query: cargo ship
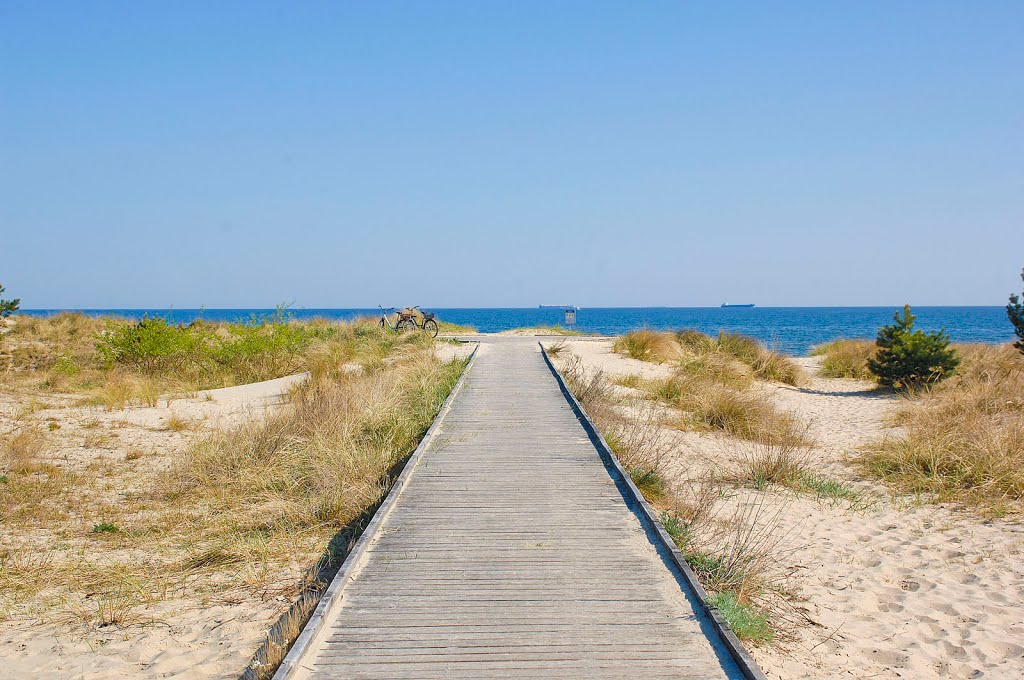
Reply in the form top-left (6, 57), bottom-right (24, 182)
top-left (720, 303), bottom-right (755, 308)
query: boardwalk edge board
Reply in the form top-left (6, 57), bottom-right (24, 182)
top-left (539, 342), bottom-right (770, 680)
top-left (257, 343), bottom-right (481, 680)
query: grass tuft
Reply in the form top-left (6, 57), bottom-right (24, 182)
top-left (811, 339), bottom-right (876, 379)
top-left (165, 414), bottom-right (196, 432)
top-left (613, 330), bottom-right (681, 363)
top-left (554, 347), bottom-right (798, 644)
top-left (3, 312), bottom-right (436, 409)
top-left (709, 591), bottom-right (774, 644)
top-left (1, 427), bottom-right (47, 475)
top-left (637, 375), bottom-right (808, 447)
top-left (0, 315), bottom-right (465, 667)
top-left (614, 329), bottom-right (804, 386)
top-left (545, 340), bottom-right (568, 357)
top-left (859, 344), bottom-right (1024, 508)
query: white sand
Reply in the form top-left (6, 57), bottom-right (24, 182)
top-left (0, 342), bottom-right (476, 678)
top-left (550, 339), bottom-right (1024, 679)
top-left (0, 382), bottom-right (298, 677)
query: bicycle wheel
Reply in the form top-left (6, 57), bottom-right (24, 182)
top-left (423, 318), bottom-right (438, 338)
top-left (398, 318), bottom-right (419, 333)
top-left (379, 317), bottom-right (386, 330)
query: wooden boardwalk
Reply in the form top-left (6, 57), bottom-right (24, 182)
top-left (280, 338), bottom-right (749, 679)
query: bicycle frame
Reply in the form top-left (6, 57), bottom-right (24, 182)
top-left (378, 306), bottom-right (405, 331)
top-left (379, 305), bottom-right (436, 337)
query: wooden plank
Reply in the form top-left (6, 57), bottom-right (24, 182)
top-left (276, 338), bottom-right (758, 679)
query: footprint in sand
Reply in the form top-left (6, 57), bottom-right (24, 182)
top-left (977, 640), bottom-right (1024, 658)
top-left (870, 649), bottom-right (909, 667)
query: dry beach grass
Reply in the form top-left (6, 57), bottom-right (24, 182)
top-left (861, 343), bottom-right (1024, 512)
top-left (0, 314), bottom-right (469, 677)
top-left (549, 336), bottom-right (1024, 679)
top-left (613, 330), bottom-right (808, 447)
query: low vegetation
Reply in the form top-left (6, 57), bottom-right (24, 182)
top-left (0, 311), bottom-right (440, 406)
top-left (660, 487), bottom-right (798, 645)
top-left (810, 339), bottom-right (875, 379)
top-left (173, 350), bottom-right (465, 535)
top-left (0, 283), bottom-right (19, 318)
top-left (867, 305), bottom-right (959, 389)
top-left (860, 343), bottom-right (1024, 510)
top-left (615, 329), bottom-right (804, 386)
top-left (613, 329), bottom-right (682, 363)
top-left (613, 332), bottom-right (808, 447)
top-left (436, 320), bottom-right (478, 334)
top-left (0, 316), bottom-right (467, 674)
top-left (556, 353), bottom-right (796, 644)
top-left (708, 591), bottom-right (774, 644)
top-left (1008, 267), bottom-right (1024, 354)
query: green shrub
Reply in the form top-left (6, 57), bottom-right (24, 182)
top-left (0, 282), bottom-right (19, 318)
top-left (97, 315), bottom-right (209, 369)
top-left (867, 305), bottom-right (959, 389)
top-left (52, 354), bottom-right (80, 377)
top-left (1009, 268), bottom-right (1024, 354)
top-left (95, 309), bottom-right (343, 381)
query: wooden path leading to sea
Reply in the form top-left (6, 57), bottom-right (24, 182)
top-left (276, 338), bottom-right (753, 679)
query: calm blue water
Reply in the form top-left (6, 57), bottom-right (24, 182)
top-left (20, 307), bottom-right (1014, 356)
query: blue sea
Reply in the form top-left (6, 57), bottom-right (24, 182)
top-left (20, 307), bottom-right (1015, 356)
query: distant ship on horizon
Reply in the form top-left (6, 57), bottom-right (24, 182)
top-left (720, 303), bottom-right (755, 308)
top-left (539, 304), bottom-right (578, 309)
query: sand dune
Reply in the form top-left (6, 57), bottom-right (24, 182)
top-left (553, 339), bottom-right (1024, 679)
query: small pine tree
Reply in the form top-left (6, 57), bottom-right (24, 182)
top-left (1008, 268), bottom-right (1024, 354)
top-left (867, 305), bottom-right (959, 389)
top-left (0, 283), bottom-right (20, 318)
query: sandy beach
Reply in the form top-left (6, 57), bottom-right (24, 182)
top-left (0, 378), bottom-right (299, 678)
top-left (0, 340), bottom-right (473, 679)
top-left (550, 338), bottom-right (1024, 679)
top-left (3, 328), bottom-right (1022, 678)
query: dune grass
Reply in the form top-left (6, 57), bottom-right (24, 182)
top-left (614, 329), bottom-right (805, 386)
top-left (0, 318), bottom-right (466, 663)
top-left (556, 354), bottom-right (794, 644)
top-left (436, 320), bottom-right (478, 334)
top-left (708, 591), bottom-right (774, 644)
top-left (859, 344), bottom-right (1024, 511)
top-left (173, 353), bottom-right (465, 531)
top-left (1, 312), bottom-right (438, 408)
top-left (613, 329), bottom-right (682, 363)
top-left (810, 339), bottom-right (876, 379)
top-left (631, 373), bottom-right (807, 447)
top-left (608, 329), bottom-right (808, 447)
top-left (610, 329), bottom-right (810, 447)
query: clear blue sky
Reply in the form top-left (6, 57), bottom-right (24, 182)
top-left (2, 1), bottom-right (1022, 308)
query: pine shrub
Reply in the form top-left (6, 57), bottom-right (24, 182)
top-left (1008, 268), bottom-right (1024, 354)
top-left (0, 283), bottom-right (19, 318)
top-left (867, 305), bottom-right (959, 389)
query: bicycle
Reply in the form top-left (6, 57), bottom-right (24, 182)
top-left (378, 306), bottom-right (419, 333)
top-left (405, 306), bottom-right (439, 338)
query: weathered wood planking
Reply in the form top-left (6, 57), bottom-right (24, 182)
top-left (279, 338), bottom-right (754, 679)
